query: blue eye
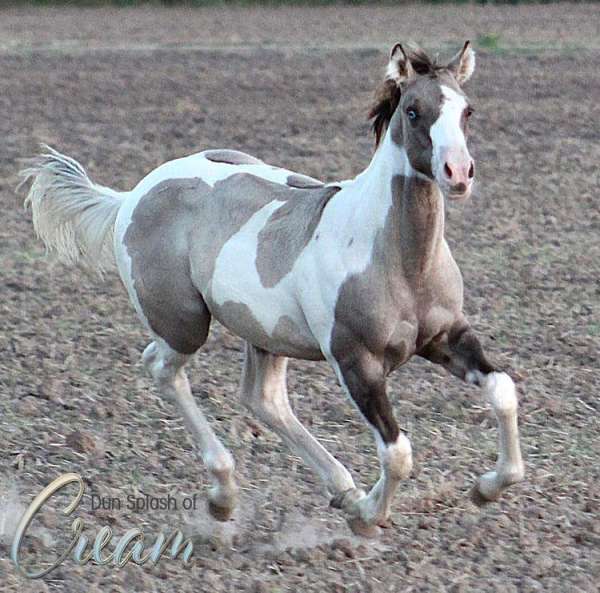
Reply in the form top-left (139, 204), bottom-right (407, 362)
top-left (407, 108), bottom-right (418, 121)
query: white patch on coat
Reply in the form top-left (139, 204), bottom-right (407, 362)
top-left (294, 132), bottom-right (411, 351)
top-left (209, 199), bottom-right (303, 332)
top-left (483, 372), bottom-right (518, 414)
top-left (377, 433), bottom-right (413, 479)
top-left (430, 86), bottom-right (468, 150)
top-left (466, 371), bottom-right (518, 414)
top-left (310, 131), bottom-right (413, 351)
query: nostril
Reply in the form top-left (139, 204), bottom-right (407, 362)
top-left (468, 162), bottom-right (475, 178)
top-left (444, 163), bottom-right (453, 179)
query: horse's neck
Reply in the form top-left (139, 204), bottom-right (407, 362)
top-left (343, 131), bottom-right (445, 282)
top-left (395, 175), bottom-right (445, 281)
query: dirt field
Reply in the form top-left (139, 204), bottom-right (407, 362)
top-left (1, 4), bottom-right (599, 593)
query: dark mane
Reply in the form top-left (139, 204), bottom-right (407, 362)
top-left (368, 47), bottom-right (443, 147)
top-left (368, 79), bottom-right (401, 148)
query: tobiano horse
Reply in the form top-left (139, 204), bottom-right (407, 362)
top-left (21, 42), bottom-right (524, 537)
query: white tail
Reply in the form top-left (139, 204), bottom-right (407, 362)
top-left (20, 145), bottom-right (125, 273)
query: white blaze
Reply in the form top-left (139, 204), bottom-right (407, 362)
top-left (430, 85), bottom-right (470, 180)
top-left (430, 85), bottom-right (468, 150)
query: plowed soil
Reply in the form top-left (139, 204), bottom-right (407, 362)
top-left (1, 5), bottom-right (599, 593)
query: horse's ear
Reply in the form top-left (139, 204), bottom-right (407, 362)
top-left (447, 41), bottom-right (476, 85)
top-left (385, 43), bottom-right (416, 85)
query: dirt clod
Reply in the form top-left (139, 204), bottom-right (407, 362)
top-left (65, 430), bottom-right (97, 454)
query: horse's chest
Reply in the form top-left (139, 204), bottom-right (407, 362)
top-left (329, 263), bottom-right (462, 373)
top-left (412, 268), bottom-right (464, 352)
top-left (378, 295), bottom-right (458, 373)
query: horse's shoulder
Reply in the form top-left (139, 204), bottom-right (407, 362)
top-left (430, 240), bottom-right (463, 298)
top-left (252, 182), bottom-right (342, 289)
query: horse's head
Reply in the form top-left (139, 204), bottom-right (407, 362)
top-left (370, 42), bottom-right (476, 201)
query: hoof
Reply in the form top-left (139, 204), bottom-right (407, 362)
top-left (330, 488), bottom-right (366, 511)
top-left (469, 484), bottom-right (494, 507)
top-left (377, 516), bottom-right (393, 529)
top-left (347, 516), bottom-right (381, 539)
top-left (207, 500), bottom-right (234, 522)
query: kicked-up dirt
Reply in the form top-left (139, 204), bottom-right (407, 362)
top-left (0, 4), bottom-right (599, 593)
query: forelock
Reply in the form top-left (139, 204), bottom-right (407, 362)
top-left (404, 46), bottom-right (444, 77)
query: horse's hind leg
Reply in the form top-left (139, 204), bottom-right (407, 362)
top-left (240, 342), bottom-right (358, 501)
top-left (115, 200), bottom-right (238, 519)
top-left (144, 338), bottom-right (239, 520)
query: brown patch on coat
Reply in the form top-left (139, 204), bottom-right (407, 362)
top-left (396, 175), bottom-right (445, 280)
top-left (384, 77), bottom-right (445, 180)
top-left (330, 173), bottom-right (464, 440)
top-left (210, 300), bottom-right (271, 347)
top-left (286, 174), bottom-right (324, 189)
top-left (419, 322), bottom-right (495, 381)
top-left (271, 315), bottom-right (323, 360)
top-left (124, 178), bottom-right (213, 354)
top-left (187, 173), bottom-right (296, 290)
top-left (204, 149), bottom-right (263, 166)
top-left (255, 184), bottom-right (341, 288)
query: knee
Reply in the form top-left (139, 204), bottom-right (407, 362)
top-left (381, 433), bottom-right (413, 480)
top-left (150, 360), bottom-right (176, 388)
top-left (483, 372), bottom-right (518, 416)
top-left (242, 395), bottom-right (265, 422)
top-left (144, 346), bottom-right (187, 389)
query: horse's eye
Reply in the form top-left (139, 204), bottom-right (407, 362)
top-left (465, 107), bottom-right (474, 118)
top-left (406, 108), bottom-right (418, 121)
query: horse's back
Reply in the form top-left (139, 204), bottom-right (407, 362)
top-left (130, 149), bottom-right (320, 198)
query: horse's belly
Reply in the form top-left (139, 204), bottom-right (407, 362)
top-left (207, 293), bottom-right (324, 360)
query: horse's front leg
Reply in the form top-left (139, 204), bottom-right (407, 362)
top-left (420, 323), bottom-right (525, 503)
top-left (330, 352), bottom-right (412, 536)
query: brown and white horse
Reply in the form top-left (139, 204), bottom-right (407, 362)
top-left (22, 42), bottom-right (524, 537)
